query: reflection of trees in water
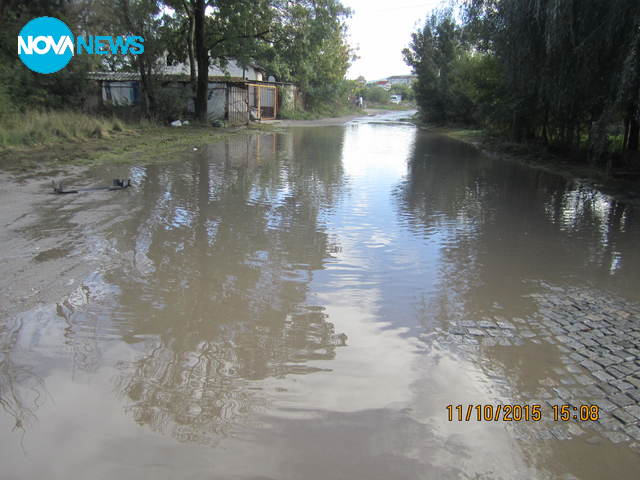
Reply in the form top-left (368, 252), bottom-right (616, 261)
top-left (106, 131), bottom-right (346, 443)
top-left (394, 133), bottom-right (640, 328)
top-left (0, 317), bottom-right (46, 445)
top-left (54, 282), bottom-right (104, 377)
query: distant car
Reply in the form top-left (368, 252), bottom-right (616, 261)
top-left (390, 94), bottom-right (402, 104)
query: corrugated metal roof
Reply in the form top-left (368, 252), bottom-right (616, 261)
top-left (88, 71), bottom-right (140, 81)
top-left (88, 71), bottom-right (254, 84)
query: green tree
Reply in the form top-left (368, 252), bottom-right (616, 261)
top-left (389, 83), bottom-right (415, 102)
top-left (362, 85), bottom-right (389, 104)
top-left (254, 0), bottom-right (353, 110)
top-left (403, 10), bottom-right (465, 124)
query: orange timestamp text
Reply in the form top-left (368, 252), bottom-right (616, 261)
top-left (446, 404), bottom-right (600, 422)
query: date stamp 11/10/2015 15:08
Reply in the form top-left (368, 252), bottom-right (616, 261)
top-left (446, 404), bottom-right (600, 422)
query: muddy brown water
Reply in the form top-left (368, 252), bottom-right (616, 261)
top-left (1, 111), bottom-right (640, 479)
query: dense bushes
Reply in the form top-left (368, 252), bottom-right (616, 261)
top-left (404, 1), bottom-right (640, 164)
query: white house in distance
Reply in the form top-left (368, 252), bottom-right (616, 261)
top-left (369, 74), bottom-right (417, 90)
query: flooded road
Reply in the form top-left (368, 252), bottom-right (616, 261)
top-left (1, 111), bottom-right (640, 479)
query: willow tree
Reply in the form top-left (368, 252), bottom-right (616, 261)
top-left (463, 0), bottom-right (640, 161)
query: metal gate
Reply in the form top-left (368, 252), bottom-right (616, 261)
top-left (227, 83), bottom-right (249, 125)
top-left (248, 84), bottom-right (278, 120)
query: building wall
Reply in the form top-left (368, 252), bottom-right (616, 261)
top-left (102, 81), bottom-right (139, 105)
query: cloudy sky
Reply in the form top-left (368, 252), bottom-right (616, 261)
top-left (342, 0), bottom-right (445, 81)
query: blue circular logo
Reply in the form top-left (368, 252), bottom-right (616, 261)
top-left (18, 17), bottom-right (74, 74)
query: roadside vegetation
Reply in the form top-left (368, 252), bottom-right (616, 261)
top-left (0, 110), bottom-right (128, 148)
top-left (403, 0), bottom-right (640, 172)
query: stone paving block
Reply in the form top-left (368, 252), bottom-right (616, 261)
top-left (478, 320), bottom-right (496, 328)
top-left (610, 379), bottom-right (635, 392)
top-left (606, 367), bottom-right (627, 380)
top-left (626, 389), bottom-right (640, 402)
top-left (611, 365), bottom-right (634, 376)
top-left (552, 387), bottom-right (573, 400)
top-left (618, 351), bottom-right (637, 362)
top-left (598, 415), bottom-right (624, 431)
top-left (599, 383), bottom-right (621, 395)
top-left (550, 426), bottom-right (572, 441)
top-left (604, 344), bottom-right (625, 353)
top-left (560, 377), bottom-right (576, 386)
top-left (625, 348), bottom-right (640, 358)
top-left (582, 349), bottom-right (601, 360)
top-left (448, 326), bottom-right (466, 335)
top-left (594, 356), bottom-right (617, 368)
top-left (546, 397), bottom-right (564, 407)
top-left (583, 384), bottom-right (606, 398)
top-left (580, 360), bottom-right (601, 371)
top-left (595, 398), bottom-right (617, 412)
top-left (570, 352), bottom-right (586, 363)
top-left (549, 326), bottom-right (567, 335)
top-left (609, 393), bottom-right (635, 407)
top-left (565, 341), bottom-right (583, 351)
top-left (624, 424), bottom-right (640, 441)
top-left (565, 324), bottom-right (585, 333)
top-left (575, 375), bottom-right (595, 386)
top-left (623, 405), bottom-right (640, 421)
top-left (592, 370), bottom-right (615, 383)
top-left (612, 409), bottom-right (638, 425)
top-left (496, 320), bottom-right (516, 329)
top-left (566, 364), bottom-right (582, 374)
top-left (467, 328), bottom-right (485, 336)
top-left (579, 338), bottom-right (598, 348)
top-left (567, 423), bottom-right (585, 436)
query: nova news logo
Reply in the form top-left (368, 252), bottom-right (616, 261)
top-left (18, 16), bottom-right (145, 74)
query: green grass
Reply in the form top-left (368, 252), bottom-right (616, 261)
top-left (0, 115), bottom-right (279, 173)
top-left (0, 110), bottom-right (129, 148)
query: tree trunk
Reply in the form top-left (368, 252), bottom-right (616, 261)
top-left (182, 1), bottom-right (196, 100)
top-left (121, 0), bottom-right (154, 118)
top-left (193, 0), bottom-right (208, 122)
top-left (628, 113), bottom-right (639, 151)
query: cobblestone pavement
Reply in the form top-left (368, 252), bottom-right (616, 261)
top-left (435, 285), bottom-right (640, 448)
